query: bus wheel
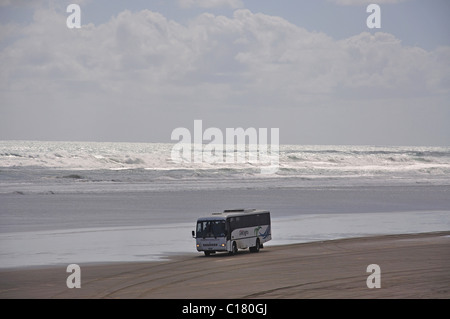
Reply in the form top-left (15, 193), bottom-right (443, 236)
top-left (250, 239), bottom-right (260, 253)
top-left (204, 251), bottom-right (211, 256)
top-left (229, 242), bottom-right (238, 255)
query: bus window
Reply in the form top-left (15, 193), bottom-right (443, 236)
top-left (196, 220), bottom-right (226, 238)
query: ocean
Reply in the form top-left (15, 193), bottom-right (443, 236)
top-left (1, 140), bottom-right (450, 191)
top-left (1, 141), bottom-right (449, 268)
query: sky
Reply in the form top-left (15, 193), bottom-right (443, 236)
top-left (0, 0), bottom-right (449, 146)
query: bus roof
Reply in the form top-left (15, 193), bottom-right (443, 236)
top-left (197, 209), bottom-right (270, 221)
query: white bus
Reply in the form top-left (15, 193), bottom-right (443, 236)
top-left (192, 209), bottom-right (271, 256)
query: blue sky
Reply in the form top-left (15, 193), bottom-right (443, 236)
top-left (0, 0), bottom-right (449, 145)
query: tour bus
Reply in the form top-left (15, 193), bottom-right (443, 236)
top-left (192, 209), bottom-right (271, 256)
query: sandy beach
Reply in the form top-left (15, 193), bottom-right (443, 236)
top-left (1, 231), bottom-right (449, 299)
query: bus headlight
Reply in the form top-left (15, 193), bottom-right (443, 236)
top-left (221, 244), bottom-right (225, 247)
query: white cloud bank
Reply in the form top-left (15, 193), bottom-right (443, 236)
top-left (1, 6), bottom-right (449, 143)
top-left (2, 8), bottom-right (448, 97)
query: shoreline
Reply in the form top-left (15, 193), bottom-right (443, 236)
top-left (1, 231), bottom-right (449, 299)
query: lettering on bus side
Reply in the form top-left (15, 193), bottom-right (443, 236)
top-left (239, 230), bottom-right (249, 237)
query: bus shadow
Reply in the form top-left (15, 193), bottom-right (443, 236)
top-left (195, 249), bottom-right (270, 259)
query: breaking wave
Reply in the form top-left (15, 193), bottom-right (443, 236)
top-left (0, 141), bottom-right (449, 189)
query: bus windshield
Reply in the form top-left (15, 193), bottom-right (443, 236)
top-left (196, 220), bottom-right (226, 238)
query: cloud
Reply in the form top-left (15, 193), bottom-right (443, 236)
top-left (2, 7), bottom-right (448, 100)
top-left (178, 0), bottom-right (244, 9)
top-left (0, 6), bottom-right (449, 143)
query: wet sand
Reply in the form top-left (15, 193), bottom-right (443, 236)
top-left (1, 231), bottom-right (449, 299)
